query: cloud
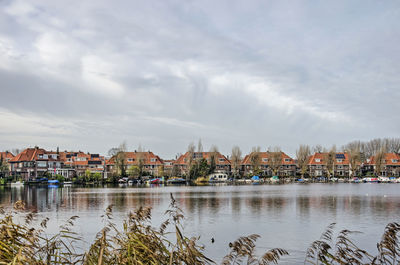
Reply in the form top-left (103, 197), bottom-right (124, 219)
top-left (0, 0), bottom-right (399, 157)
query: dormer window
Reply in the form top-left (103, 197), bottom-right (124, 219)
top-left (284, 158), bottom-right (290, 162)
top-left (336, 159), bottom-right (343, 163)
top-left (127, 158), bottom-right (134, 162)
top-left (38, 154), bottom-right (43, 159)
top-left (315, 158), bottom-right (321, 162)
top-left (150, 158), bottom-right (156, 162)
top-left (392, 159), bottom-right (398, 163)
top-left (262, 158), bottom-right (268, 162)
top-left (219, 158), bottom-right (225, 162)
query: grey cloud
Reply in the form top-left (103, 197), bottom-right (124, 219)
top-left (0, 0), bottom-right (399, 158)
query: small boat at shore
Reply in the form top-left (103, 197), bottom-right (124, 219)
top-left (167, 177), bottom-right (186, 184)
top-left (149, 178), bottom-right (162, 184)
top-left (11, 181), bottom-right (24, 187)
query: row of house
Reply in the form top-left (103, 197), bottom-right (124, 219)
top-left (1, 147), bottom-right (400, 180)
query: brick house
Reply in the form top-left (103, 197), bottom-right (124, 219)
top-left (107, 151), bottom-right (164, 176)
top-left (0, 151), bottom-right (15, 178)
top-left (8, 147), bottom-right (67, 180)
top-left (59, 151), bottom-right (106, 177)
top-left (241, 151), bottom-right (296, 177)
top-left (174, 152), bottom-right (231, 176)
top-left (364, 153), bottom-right (400, 177)
top-left (308, 152), bottom-right (350, 177)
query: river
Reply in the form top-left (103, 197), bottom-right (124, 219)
top-left (0, 183), bottom-right (399, 264)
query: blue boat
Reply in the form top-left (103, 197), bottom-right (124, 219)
top-left (48, 179), bottom-right (59, 184)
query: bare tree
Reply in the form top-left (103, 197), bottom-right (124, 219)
top-left (186, 142), bottom-right (195, 179)
top-left (325, 146), bottom-right (336, 179)
top-left (348, 148), bottom-right (361, 178)
top-left (296, 145), bottom-right (311, 179)
top-left (197, 139), bottom-right (203, 153)
top-left (313, 145), bottom-right (323, 153)
top-left (249, 146), bottom-right (261, 176)
top-left (269, 147), bottom-right (282, 177)
top-left (374, 147), bottom-right (387, 177)
top-left (208, 145), bottom-right (219, 174)
top-left (109, 142), bottom-right (127, 177)
top-left (231, 146), bottom-right (242, 178)
top-left (136, 145), bottom-right (145, 178)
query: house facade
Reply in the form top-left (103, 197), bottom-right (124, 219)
top-left (59, 151), bottom-right (106, 177)
top-left (308, 152), bottom-right (350, 177)
top-left (106, 151), bottom-right (164, 177)
top-left (8, 147), bottom-right (68, 180)
top-left (241, 151), bottom-right (296, 177)
top-left (174, 152), bottom-right (231, 176)
top-left (364, 153), bottom-right (400, 177)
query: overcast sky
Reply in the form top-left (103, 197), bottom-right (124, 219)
top-left (0, 0), bottom-right (399, 158)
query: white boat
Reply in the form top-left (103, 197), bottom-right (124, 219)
top-left (208, 173), bottom-right (228, 183)
top-left (11, 181), bottom-right (24, 187)
top-left (379, 176), bottom-right (390, 183)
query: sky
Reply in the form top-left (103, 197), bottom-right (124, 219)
top-left (0, 0), bottom-right (399, 159)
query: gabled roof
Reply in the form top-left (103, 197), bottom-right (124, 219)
top-left (0, 151), bottom-right (14, 161)
top-left (9, 148), bottom-right (47, 162)
top-left (175, 152), bottom-right (231, 165)
top-left (107, 151), bottom-right (164, 166)
top-left (307, 152), bottom-right (349, 165)
top-left (241, 152), bottom-right (295, 165)
top-left (367, 153), bottom-right (400, 166)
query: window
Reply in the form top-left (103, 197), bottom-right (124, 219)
top-left (262, 158), bottom-right (268, 162)
top-left (336, 159), bottom-right (343, 163)
top-left (392, 159), bottom-right (399, 163)
top-left (127, 158), bottom-right (134, 162)
top-left (337, 165), bottom-right (343, 169)
top-left (315, 158), bottom-right (321, 162)
top-left (219, 158), bottom-right (225, 162)
top-left (284, 158), bottom-right (290, 162)
top-left (316, 165), bottom-right (322, 169)
top-left (150, 158), bottom-right (156, 162)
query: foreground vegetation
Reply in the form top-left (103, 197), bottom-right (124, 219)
top-left (0, 196), bottom-right (400, 264)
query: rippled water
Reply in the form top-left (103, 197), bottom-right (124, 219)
top-left (1, 183), bottom-right (399, 264)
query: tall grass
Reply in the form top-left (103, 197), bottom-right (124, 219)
top-left (1, 197), bottom-right (399, 264)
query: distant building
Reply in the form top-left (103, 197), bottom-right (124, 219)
top-left (241, 151), bottom-right (296, 177)
top-left (0, 151), bottom-right (15, 178)
top-left (307, 152), bottom-right (350, 177)
top-left (8, 147), bottom-right (70, 180)
top-left (174, 152), bottom-right (231, 175)
top-left (364, 153), bottom-right (400, 177)
top-left (59, 151), bottom-right (106, 177)
top-left (106, 151), bottom-right (164, 176)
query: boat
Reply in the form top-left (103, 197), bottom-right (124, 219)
top-left (48, 179), bottom-right (59, 184)
top-left (271, 176), bottom-right (279, 183)
top-left (251, 175), bottom-right (261, 184)
top-left (10, 181), bottom-right (24, 187)
top-left (379, 176), bottom-right (390, 183)
top-left (363, 177), bottom-right (379, 183)
top-left (149, 178), bottom-right (161, 184)
top-left (208, 173), bottom-right (228, 183)
top-left (167, 177), bottom-right (186, 184)
top-left (63, 181), bottom-right (72, 185)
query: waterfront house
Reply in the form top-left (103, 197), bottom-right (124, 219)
top-left (106, 151), bottom-right (164, 177)
top-left (0, 151), bottom-right (15, 178)
top-left (174, 151), bottom-right (231, 176)
top-left (59, 151), bottom-right (106, 178)
top-left (308, 152), bottom-right (350, 178)
top-left (8, 147), bottom-right (68, 180)
top-left (241, 151), bottom-right (296, 177)
top-left (364, 153), bottom-right (400, 177)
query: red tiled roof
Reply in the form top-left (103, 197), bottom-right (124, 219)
top-left (367, 153), bottom-right (400, 166)
top-left (241, 152), bottom-right (295, 165)
top-left (107, 151), bottom-right (164, 165)
top-left (307, 152), bottom-right (349, 165)
top-left (175, 152), bottom-right (231, 165)
top-left (0, 151), bottom-right (14, 160)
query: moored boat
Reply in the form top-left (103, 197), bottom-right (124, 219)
top-left (167, 177), bottom-right (186, 184)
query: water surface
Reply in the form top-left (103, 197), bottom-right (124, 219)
top-left (1, 183), bottom-right (399, 264)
